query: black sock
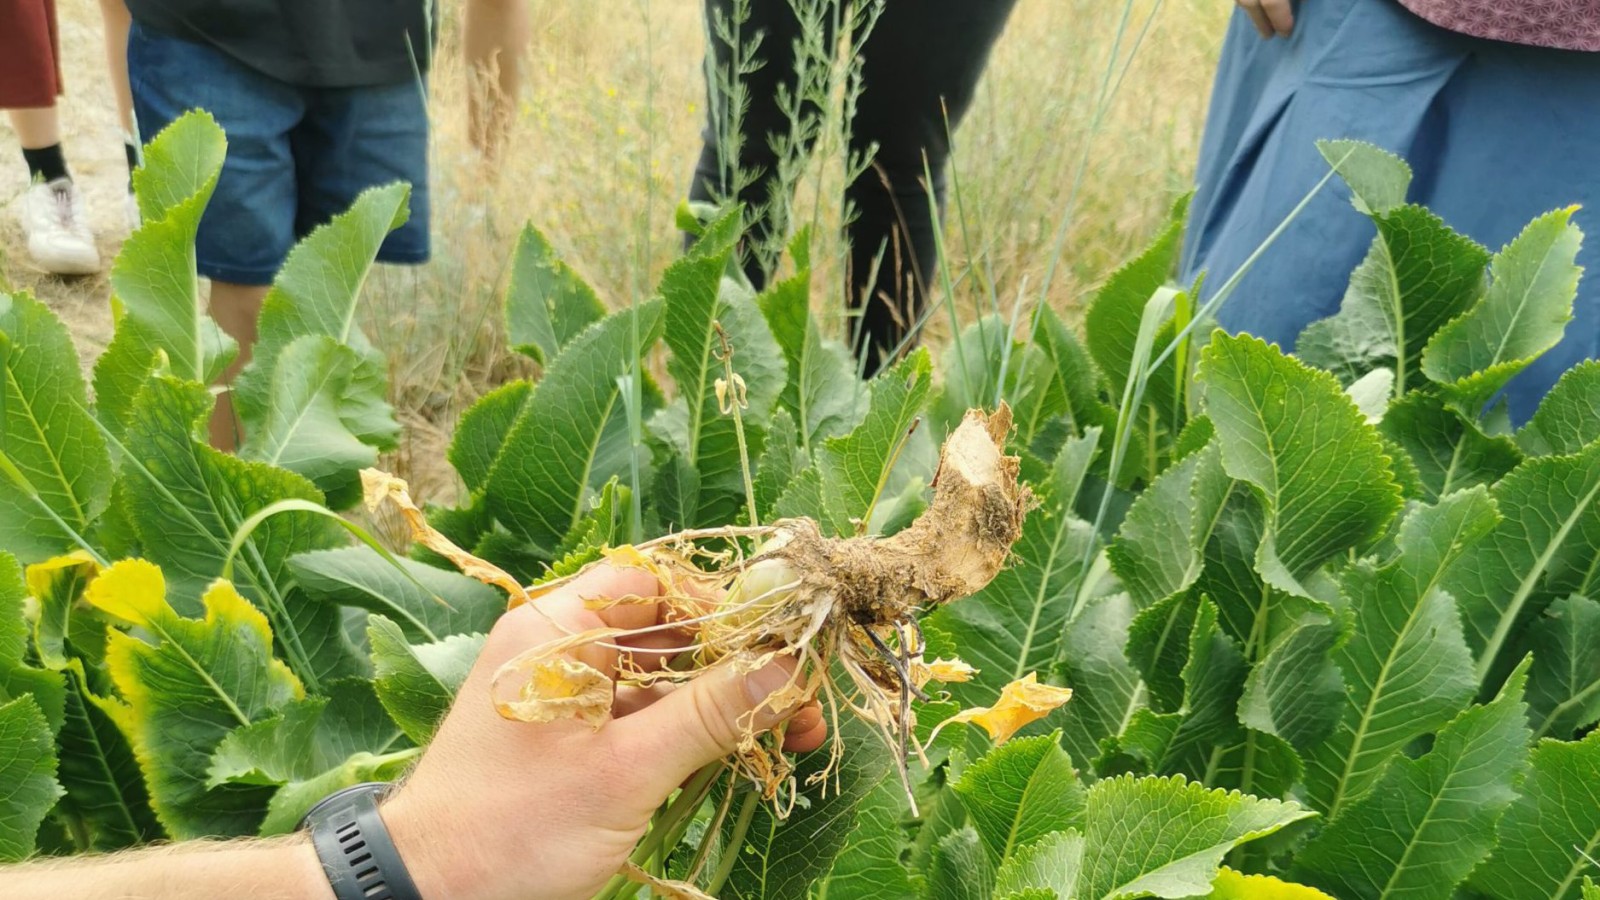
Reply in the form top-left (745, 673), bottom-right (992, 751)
top-left (124, 141), bottom-right (139, 192)
top-left (21, 144), bottom-right (70, 184)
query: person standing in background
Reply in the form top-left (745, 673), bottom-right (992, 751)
top-left (1185, 0), bottom-right (1600, 423)
top-left (688, 0), bottom-right (1019, 375)
top-left (98, 0), bottom-right (141, 228)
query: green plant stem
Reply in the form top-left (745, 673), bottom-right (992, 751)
top-left (594, 762), bottom-right (723, 900)
top-left (705, 789), bottom-right (760, 896)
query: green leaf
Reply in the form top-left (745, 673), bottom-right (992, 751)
top-left (1293, 661), bottom-right (1533, 900)
top-left (1198, 331), bottom-right (1403, 594)
top-left (751, 407), bottom-right (804, 522)
top-left (1444, 441), bottom-right (1600, 683)
top-left (818, 348), bottom-right (933, 536)
top-left (1126, 590), bottom-right (1199, 713)
top-left (540, 477), bottom-right (632, 581)
top-left (1379, 391), bottom-right (1522, 503)
top-left (952, 732), bottom-right (1086, 866)
top-left (89, 560), bottom-right (302, 838)
top-left (1318, 139), bottom-right (1412, 216)
top-left (367, 614), bottom-right (483, 744)
top-left (117, 376), bottom-right (355, 683)
top-left (929, 433), bottom-right (1098, 710)
top-left (448, 380), bottom-right (532, 494)
top-left (1525, 595), bottom-right (1600, 739)
top-left (1015, 305), bottom-right (1118, 458)
top-left (652, 247), bottom-right (786, 526)
top-left (208, 679), bottom-right (414, 835)
top-left (1204, 868), bottom-right (1338, 899)
top-left (0, 292), bottom-right (112, 562)
top-left (926, 826), bottom-right (996, 900)
top-left (288, 546), bottom-right (503, 642)
top-left (993, 830), bottom-right (1082, 899)
top-left (1237, 612), bottom-right (1344, 752)
top-left (1108, 441), bottom-right (1232, 609)
top-left (1303, 489), bottom-right (1496, 819)
top-left (0, 695), bottom-right (62, 860)
top-left (1067, 774), bottom-right (1310, 900)
top-left (1421, 208), bottom-right (1582, 410)
top-left (94, 111), bottom-right (235, 432)
top-left (1054, 592), bottom-right (1143, 769)
top-left (773, 465), bottom-right (824, 521)
top-left (1518, 360), bottom-right (1600, 456)
top-left (1470, 728), bottom-right (1600, 899)
top-left (503, 224), bottom-right (606, 364)
top-left (936, 314), bottom-right (1013, 432)
top-left (486, 301), bottom-right (664, 551)
top-left (1084, 202), bottom-right (1183, 397)
top-left (720, 719), bottom-right (890, 900)
top-left (1296, 204), bottom-right (1489, 393)
top-left (238, 335), bottom-right (395, 505)
top-left (757, 255), bottom-right (864, 451)
top-left (52, 661), bottom-right (161, 850)
top-left (813, 763), bottom-right (916, 900)
top-left (232, 183), bottom-right (409, 436)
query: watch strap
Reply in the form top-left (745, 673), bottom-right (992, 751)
top-left (303, 782), bottom-right (423, 900)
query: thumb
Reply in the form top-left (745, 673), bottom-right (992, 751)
top-left (611, 657), bottom-right (802, 796)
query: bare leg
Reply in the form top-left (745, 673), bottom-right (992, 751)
top-left (97, 0), bottom-right (136, 140)
top-left (208, 281), bottom-right (269, 451)
top-left (463, 0), bottom-right (530, 160)
top-left (7, 107), bottom-right (61, 151)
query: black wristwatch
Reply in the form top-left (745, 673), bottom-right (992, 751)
top-left (298, 782), bottom-right (424, 900)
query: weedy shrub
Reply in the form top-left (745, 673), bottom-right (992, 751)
top-left (1, 112), bottom-right (1598, 900)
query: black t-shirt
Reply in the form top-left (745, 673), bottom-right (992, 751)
top-left (126, 0), bottom-right (434, 88)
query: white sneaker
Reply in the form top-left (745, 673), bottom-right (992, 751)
top-left (19, 178), bottom-right (100, 275)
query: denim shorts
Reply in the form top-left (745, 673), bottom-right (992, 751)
top-left (128, 20), bottom-right (430, 285)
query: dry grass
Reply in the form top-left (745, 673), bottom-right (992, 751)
top-left (0, 0), bottom-right (1227, 504)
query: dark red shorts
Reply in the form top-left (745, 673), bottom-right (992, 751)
top-left (0, 0), bottom-right (62, 108)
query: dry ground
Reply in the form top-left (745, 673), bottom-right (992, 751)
top-left (0, 0), bottom-right (1227, 503)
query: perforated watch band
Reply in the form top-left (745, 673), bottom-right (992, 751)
top-left (300, 782), bottom-right (423, 900)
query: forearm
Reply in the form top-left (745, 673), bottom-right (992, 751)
top-left (2, 835), bottom-right (334, 900)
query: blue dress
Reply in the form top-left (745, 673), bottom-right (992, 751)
top-left (1182, 0), bottom-right (1600, 423)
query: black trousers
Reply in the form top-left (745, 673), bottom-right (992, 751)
top-left (690, 0), bottom-right (1018, 374)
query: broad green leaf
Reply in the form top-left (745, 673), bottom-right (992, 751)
top-left (288, 546), bottom-right (503, 642)
top-left (0, 553), bottom-right (65, 731)
top-left (1587, 879), bottom-right (1600, 900)
top-left (94, 111), bottom-right (235, 432)
top-left (89, 561), bottom-right (302, 838)
top-left (1471, 729), bottom-right (1600, 900)
top-left (652, 245), bottom-right (786, 526)
top-left (773, 465), bottom-right (824, 521)
top-left (1318, 139), bottom-right (1412, 216)
top-left (1126, 590), bottom-right (1199, 713)
top-left (927, 826), bottom-right (996, 900)
top-left (952, 732), bottom-right (1086, 866)
top-left (757, 254), bottom-right (864, 451)
top-left (750, 407), bottom-right (804, 522)
top-left (25, 551), bottom-right (100, 670)
top-left (1444, 441), bottom-right (1600, 683)
top-left (0, 695), bottom-right (62, 860)
top-left (52, 661), bottom-right (161, 851)
top-left (814, 769), bottom-right (916, 900)
top-left (503, 224), bottom-right (606, 364)
top-left (1296, 205), bottom-right (1488, 394)
top-left (1303, 490), bottom-right (1495, 819)
top-left (1070, 774), bottom-right (1311, 900)
top-left (1238, 612), bottom-right (1343, 751)
top-left (1054, 592), bottom-right (1142, 768)
top-left (1084, 200), bottom-right (1184, 398)
top-left (486, 301), bottom-right (664, 551)
top-left (1108, 441), bottom-right (1232, 609)
top-left (1198, 332), bottom-right (1402, 594)
top-left (1380, 391), bottom-right (1522, 503)
top-left (208, 679), bottom-right (414, 835)
top-left (1518, 360), bottom-right (1600, 456)
top-left (936, 314), bottom-right (1014, 432)
top-left (993, 830), bottom-right (1083, 898)
top-left (540, 478), bottom-right (632, 581)
top-left (1293, 661), bottom-right (1532, 900)
top-left (448, 380), bottom-right (531, 493)
top-left (720, 719), bottom-right (889, 900)
top-left (118, 376), bottom-right (355, 683)
top-left (1015, 305), bottom-right (1118, 458)
top-left (929, 433), bottom-right (1098, 708)
top-left (0, 292), bottom-right (111, 562)
top-left (1525, 595), bottom-right (1600, 739)
top-left (367, 614), bottom-right (483, 743)
top-left (1205, 868), bottom-right (1337, 899)
top-left (238, 335), bottom-right (396, 505)
top-left (818, 348), bottom-right (932, 536)
top-left (1421, 208), bottom-right (1582, 409)
top-left (232, 183), bottom-right (409, 430)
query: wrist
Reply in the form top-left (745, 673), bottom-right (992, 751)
top-left (383, 790), bottom-right (486, 900)
top-left (288, 835), bottom-right (339, 900)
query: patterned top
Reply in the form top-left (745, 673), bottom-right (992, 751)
top-left (1399, 0), bottom-right (1600, 51)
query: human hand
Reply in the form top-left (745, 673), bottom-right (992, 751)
top-left (1238, 0), bottom-right (1296, 37)
top-left (382, 563), bottom-right (828, 900)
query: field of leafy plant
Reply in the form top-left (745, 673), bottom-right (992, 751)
top-left (2, 111), bottom-right (1599, 899)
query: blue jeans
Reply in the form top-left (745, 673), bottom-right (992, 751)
top-left (128, 20), bottom-right (430, 285)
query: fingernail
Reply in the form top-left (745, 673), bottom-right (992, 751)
top-left (744, 661), bottom-right (794, 708)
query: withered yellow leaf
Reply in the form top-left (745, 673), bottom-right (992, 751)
top-left (913, 656), bottom-right (978, 689)
top-left (362, 468), bottom-right (529, 605)
top-left (492, 650), bottom-right (613, 728)
top-left (939, 672), bottom-right (1071, 745)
